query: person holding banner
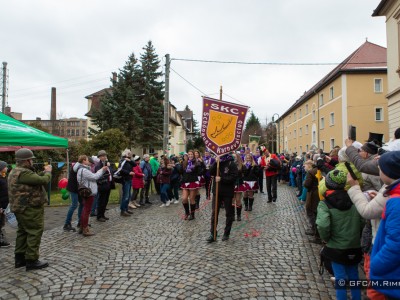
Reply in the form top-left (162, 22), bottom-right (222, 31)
top-left (180, 150), bottom-right (201, 220)
top-left (207, 153), bottom-right (239, 242)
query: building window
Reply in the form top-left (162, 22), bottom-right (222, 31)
top-left (374, 78), bottom-right (383, 93)
top-left (299, 109), bottom-right (302, 118)
top-left (312, 110), bottom-right (316, 121)
top-left (294, 129), bottom-right (297, 138)
top-left (299, 146), bottom-right (302, 152)
top-left (320, 117), bottom-right (325, 129)
top-left (319, 94), bottom-right (324, 106)
top-left (294, 112), bottom-right (296, 121)
top-left (70, 129), bottom-right (75, 136)
top-left (330, 139), bottom-right (335, 150)
top-left (312, 130), bottom-right (316, 143)
top-left (305, 104), bottom-right (309, 114)
top-left (330, 86), bottom-right (334, 100)
top-left (375, 108), bottom-right (383, 121)
top-left (321, 141), bottom-right (325, 151)
top-left (67, 129), bottom-right (70, 136)
top-left (306, 144), bottom-right (309, 151)
top-left (299, 127), bottom-right (302, 136)
top-left (76, 129), bottom-right (79, 136)
top-left (330, 113), bottom-right (335, 126)
top-left (82, 129), bottom-right (85, 136)
top-left (305, 125), bottom-right (309, 135)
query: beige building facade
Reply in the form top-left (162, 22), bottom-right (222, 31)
top-left (373, 0), bottom-right (400, 138)
top-left (278, 41), bottom-right (388, 154)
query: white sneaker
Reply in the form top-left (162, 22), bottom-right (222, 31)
top-left (134, 201), bottom-right (140, 207)
top-left (160, 204), bottom-right (166, 207)
top-left (128, 203), bottom-right (137, 209)
top-left (173, 200), bottom-right (179, 204)
top-left (166, 200), bottom-right (171, 206)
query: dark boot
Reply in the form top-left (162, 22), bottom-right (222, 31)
top-left (236, 206), bottom-right (242, 221)
top-left (63, 223), bottom-right (76, 232)
top-left (188, 204), bottom-right (196, 220)
top-left (248, 198), bottom-right (254, 211)
top-left (206, 234), bottom-right (216, 243)
top-left (222, 234), bottom-right (229, 241)
top-left (243, 197), bottom-right (249, 211)
top-left (15, 254), bottom-right (26, 268)
top-left (183, 203), bottom-right (190, 220)
top-left (145, 197), bottom-right (152, 204)
top-left (195, 195), bottom-right (200, 209)
top-left (26, 259), bottom-right (49, 271)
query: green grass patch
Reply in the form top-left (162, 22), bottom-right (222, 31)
top-left (49, 189), bottom-right (121, 206)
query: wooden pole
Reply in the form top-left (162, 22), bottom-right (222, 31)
top-left (213, 85), bottom-right (223, 240)
top-left (213, 157), bottom-right (220, 240)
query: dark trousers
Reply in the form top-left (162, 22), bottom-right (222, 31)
top-left (131, 188), bottom-right (140, 201)
top-left (205, 176), bottom-right (212, 199)
top-left (258, 169), bottom-right (264, 192)
top-left (266, 175), bottom-right (278, 201)
top-left (153, 176), bottom-right (161, 194)
top-left (169, 180), bottom-right (180, 200)
top-left (97, 188), bottom-right (110, 219)
top-left (140, 180), bottom-right (151, 201)
top-left (209, 194), bottom-right (234, 236)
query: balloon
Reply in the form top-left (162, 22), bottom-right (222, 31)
top-left (60, 188), bottom-right (67, 195)
top-left (62, 192), bottom-right (70, 200)
top-left (58, 178), bottom-right (68, 189)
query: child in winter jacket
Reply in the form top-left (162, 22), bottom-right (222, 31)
top-left (316, 169), bottom-right (364, 300)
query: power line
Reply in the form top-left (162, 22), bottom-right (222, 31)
top-left (171, 58), bottom-right (386, 66)
top-left (170, 67), bottom-right (208, 96)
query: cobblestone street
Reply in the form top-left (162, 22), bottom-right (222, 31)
top-left (0, 184), bottom-right (336, 299)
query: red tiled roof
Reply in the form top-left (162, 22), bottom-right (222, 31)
top-left (280, 41), bottom-right (387, 119)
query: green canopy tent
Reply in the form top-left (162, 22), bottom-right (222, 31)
top-left (0, 112), bottom-right (69, 204)
top-left (0, 112), bottom-right (68, 150)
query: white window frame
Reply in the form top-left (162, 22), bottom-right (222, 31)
top-left (320, 117), bottom-right (325, 129)
top-left (330, 138), bottom-right (335, 150)
top-left (299, 127), bottom-right (302, 136)
top-left (375, 107), bottom-right (384, 121)
top-left (294, 129), bottom-right (297, 138)
top-left (319, 94), bottom-right (324, 106)
top-left (321, 141), bottom-right (325, 151)
top-left (329, 86), bottom-right (334, 100)
top-left (330, 112), bottom-right (335, 126)
top-left (305, 125), bottom-right (309, 135)
top-left (306, 144), bottom-right (309, 151)
top-left (294, 112), bottom-right (296, 121)
top-left (374, 78), bottom-right (383, 93)
top-left (312, 130), bottom-right (316, 143)
top-left (299, 108), bottom-right (302, 119)
top-left (312, 110), bottom-right (316, 121)
top-left (305, 104), bottom-right (309, 115)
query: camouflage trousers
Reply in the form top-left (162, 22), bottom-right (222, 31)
top-left (14, 206), bottom-right (44, 261)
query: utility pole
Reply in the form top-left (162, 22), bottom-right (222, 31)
top-left (163, 54), bottom-right (170, 154)
top-left (1, 62), bottom-right (8, 113)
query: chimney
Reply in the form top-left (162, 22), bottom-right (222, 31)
top-left (51, 87), bottom-right (56, 120)
top-left (112, 72), bottom-right (117, 86)
top-left (4, 106), bottom-right (11, 115)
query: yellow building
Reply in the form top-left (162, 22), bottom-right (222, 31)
top-left (277, 41), bottom-right (388, 154)
top-left (373, 1), bottom-right (400, 138)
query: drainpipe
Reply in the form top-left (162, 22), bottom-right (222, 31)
top-left (314, 89), bottom-right (319, 150)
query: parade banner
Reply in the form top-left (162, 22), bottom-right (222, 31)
top-left (201, 97), bottom-right (249, 155)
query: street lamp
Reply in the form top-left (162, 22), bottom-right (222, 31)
top-left (272, 113), bottom-right (280, 154)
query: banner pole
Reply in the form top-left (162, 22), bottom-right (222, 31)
top-left (213, 157), bottom-right (220, 240)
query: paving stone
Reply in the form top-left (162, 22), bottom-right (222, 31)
top-left (0, 187), bottom-right (341, 299)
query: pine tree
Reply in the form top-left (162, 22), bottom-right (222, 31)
top-left (91, 53), bottom-right (144, 144)
top-left (241, 111), bottom-right (263, 144)
top-left (138, 41), bottom-right (164, 149)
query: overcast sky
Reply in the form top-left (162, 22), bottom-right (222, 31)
top-left (1, 0), bottom-right (386, 126)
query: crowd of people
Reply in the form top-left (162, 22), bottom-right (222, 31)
top-left (1, 130), bottom-right (400, 300)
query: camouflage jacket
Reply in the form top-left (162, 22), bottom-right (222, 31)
top-left (8, 166), bottom-right (51, 213)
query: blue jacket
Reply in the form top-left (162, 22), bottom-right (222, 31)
top-left (370, 179), bottom-right (400, 298)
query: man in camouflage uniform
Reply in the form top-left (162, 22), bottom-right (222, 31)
top-left (8, 148), bottom-right (52, 271)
